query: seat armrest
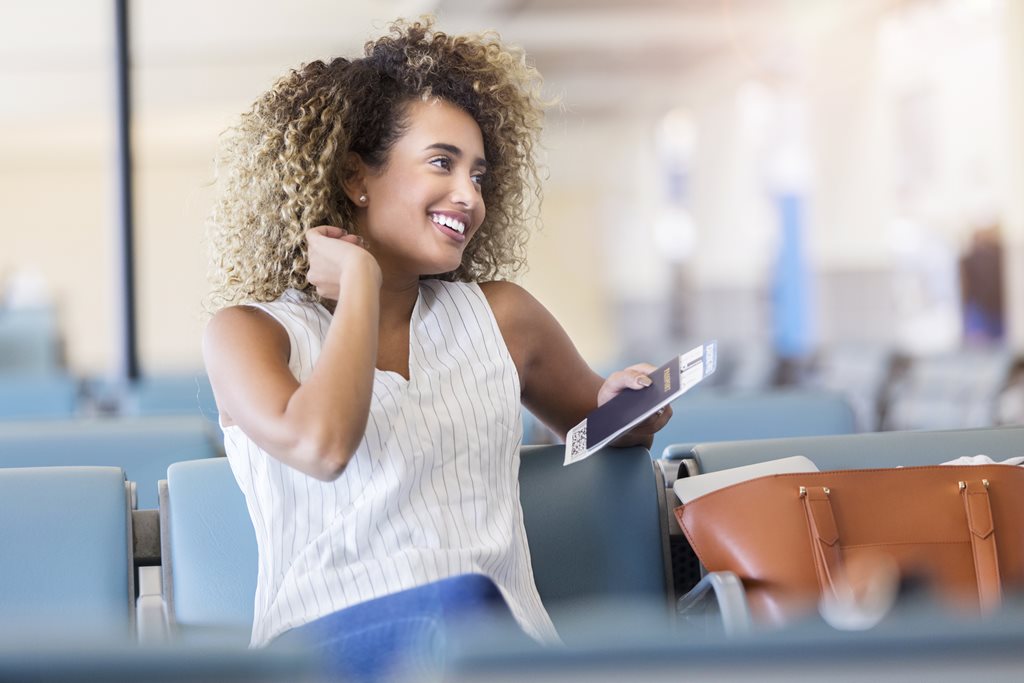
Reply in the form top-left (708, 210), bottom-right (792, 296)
top-left (657, 457), bottom-right (699, 489)
top-left (661, 443), bottom-right (696, 461)
top-left (136, 566), bottom-right (168, 643)
top-left (677, 571), bottom-right (751, 637)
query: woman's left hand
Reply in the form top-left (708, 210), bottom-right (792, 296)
top-left (597, 363), bottom-right (673, 449)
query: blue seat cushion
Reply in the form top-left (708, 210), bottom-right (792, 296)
top-left (518, 445), bottom-right (668, 631)
top-left (164, 458), bottom-right (258, 636)
top-left (0, 466), bottom-right (131, 635)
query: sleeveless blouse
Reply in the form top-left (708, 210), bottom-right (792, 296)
top-left (222, 280), bottom-right (558, 646)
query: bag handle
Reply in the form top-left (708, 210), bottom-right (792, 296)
top-left (801, 479), bottom-right (1003, 612)
top-left (961, 479), bottom-right (1002, 612)
top-left (800, 485), bottom-right (843, 600)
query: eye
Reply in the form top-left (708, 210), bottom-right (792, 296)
top-left (471, 171), bottom-right (486, 187)
top-left (429, 156), bottom-right (452, 171)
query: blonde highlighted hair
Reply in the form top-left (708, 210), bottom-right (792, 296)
top-left (206, 17), bottom-right (548, 311)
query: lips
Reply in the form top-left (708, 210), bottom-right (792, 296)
top-left (429, 211), bottom-right (471, 243)
top-left (429, 212), bottom-right (466, 235)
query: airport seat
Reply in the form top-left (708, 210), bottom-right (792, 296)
top-left (0, 416), bottom-right (223, 509)
top-left (654, 388), bottom-right (857, 462)
top-left (445, 596), bottom-right (1024, 681)
top-left (125, 372), bottom-right (220, 423)
top-left (159, 457), bottom-right (256, 644)
top-left (683, 424), bottom-right (1024, 475)
top-left (0, 307), bottom-right (63, 375)
top-left (0, 641), bottom-right (318, 683)
top-left (518, 444), bottom-right (672, 637)
top-left (883, 349), bottom-right (1014, 431)
top-left (805, 343), bottom-right (893, 431)
top-left (158, 444), bottom-right (671, 645)
top-left (82, 373), bottom-right (223, 439)
top-left (0, 374), bottom-right (78, 420)
top-left (667, 425), bottom-right (1024, 599)
top-left (0, 466), bottom-right (134, 639)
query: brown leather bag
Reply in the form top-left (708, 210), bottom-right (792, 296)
top-left (675, 465), bottom-right (1024, 625)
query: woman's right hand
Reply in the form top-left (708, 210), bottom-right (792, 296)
top-left (305, 226), bottom-right (381, 300)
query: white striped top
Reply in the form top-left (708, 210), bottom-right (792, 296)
top-left (222, 280), bottom-right (558, 647)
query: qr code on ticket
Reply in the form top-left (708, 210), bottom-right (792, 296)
top-left (564, 419), bottom-right (589, 465)
top-left (570, 423), bottom-right (587, 457)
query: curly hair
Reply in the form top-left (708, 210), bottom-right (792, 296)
top-left (206, 17), bottom-right (549, 310)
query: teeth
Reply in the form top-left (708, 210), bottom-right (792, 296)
top-left (431, 213), bottom-right (465, 235)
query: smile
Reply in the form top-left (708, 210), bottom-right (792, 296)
top-left (430, 213), bottom-right (466, 235)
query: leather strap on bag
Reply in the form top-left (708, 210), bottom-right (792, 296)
top-left (961, 479), bottom-right (1002, 612)
top-left (800, 479), bottom-right (1003, 612)
top-left (800, 485), bottom-right (843, 600)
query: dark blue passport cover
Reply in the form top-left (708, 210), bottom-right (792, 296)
top-left (586, 355), bottom-right (684, 449)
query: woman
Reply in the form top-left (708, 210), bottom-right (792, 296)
top-left (203, 17), bottom-right (671, 681)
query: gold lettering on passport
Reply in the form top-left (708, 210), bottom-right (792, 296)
top-left (663, 367), bottom-right (671, 392)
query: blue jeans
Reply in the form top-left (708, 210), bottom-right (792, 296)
top-left (272, 574), bottom-right (522, 682)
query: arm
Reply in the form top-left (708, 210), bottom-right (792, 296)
top-left (483, 281), bottom-right (671, 448)
top-left (203, 227), bottom-right (381, 481)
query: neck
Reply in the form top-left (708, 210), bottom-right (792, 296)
top-left (378, 273), bottom-right (420, 329)
top-left (317, 268), bottom-right (420, 324)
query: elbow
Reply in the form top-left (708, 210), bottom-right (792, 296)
top-left (307, 443), bottom-right (356, 482)
top-left (293, 433), bottom-right (358, 482)
top-left (310, 452), bottom-right (350, 482)
top-left (280, 410), bottom-right (369, 481)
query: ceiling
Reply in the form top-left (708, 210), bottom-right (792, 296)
top-left (0, 0), bottom-right (908, 128)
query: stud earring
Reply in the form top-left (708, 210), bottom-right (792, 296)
top-left (358, 194), bottom-right (368, 204)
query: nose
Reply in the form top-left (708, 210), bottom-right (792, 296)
top-left (449, 172), bottom-right (480, 210)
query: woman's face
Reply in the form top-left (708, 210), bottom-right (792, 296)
top-left (359, 98), bottom-right (487, 277)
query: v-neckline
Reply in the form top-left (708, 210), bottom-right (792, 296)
top-left (316, 283), bottom-right (422, 385)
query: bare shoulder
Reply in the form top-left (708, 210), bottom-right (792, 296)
top-left (478, 280), bottom-right (542, 327)
top-left (203, 305), bottom-right (289, 361)
top-left (203, 305), bottom-right (292, 426)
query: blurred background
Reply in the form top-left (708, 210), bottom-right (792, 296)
top-left (2, 0), bottom-right (1024, 432)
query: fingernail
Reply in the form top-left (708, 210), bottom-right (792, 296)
top-left (637, 375), bottom-right (652, 387)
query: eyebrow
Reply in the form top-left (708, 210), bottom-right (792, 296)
top-left (425, 143), bottom-right (488, 169)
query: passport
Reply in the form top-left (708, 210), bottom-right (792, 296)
top-left (564, 341), bottom-right (717, 465)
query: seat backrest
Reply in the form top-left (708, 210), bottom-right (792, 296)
top-left (688, 425), bottom-right (1024, 475)
top-left (883, 351), bottom-right (1014, 431)
top-left (0, 308), bottom-right (62, 375)
top-left (162, 445), bottom-right (671, 641)
top-left (0, 416), bottom-right (222, 509)
top-left (519, 445), bottom-right (671, 631)
top-left (655, 388), bottom-right (857, 460)
top-left (0, 374), bottom-right (78, 420)
top-left (809, 344), bottom-right (893, 431)
top-left (0, 466), bottom-right (133, 637)
top-left (160, 458), bottom-right (257, 644)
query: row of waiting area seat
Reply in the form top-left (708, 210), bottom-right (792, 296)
top-left (6, 421), bottom-right (1024, 680)
top-left (2, 343), bottom-right (1021, 434)
top-left (605, 342), bottom-right (1024, 433)
top-left (5, 300), bottom-right (1023, 428)
top-left (0, 443), bottom-right (669, 645)
top-left (1, 385), bottom-right (860, 510)
top-left (0, 373), bottom-right (221, 423)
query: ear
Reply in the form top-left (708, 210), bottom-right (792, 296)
top-left (340, 153), bottom-right (369, 205)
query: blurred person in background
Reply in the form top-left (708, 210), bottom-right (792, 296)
top-left (960, 224), bottom-right (1005, 345)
